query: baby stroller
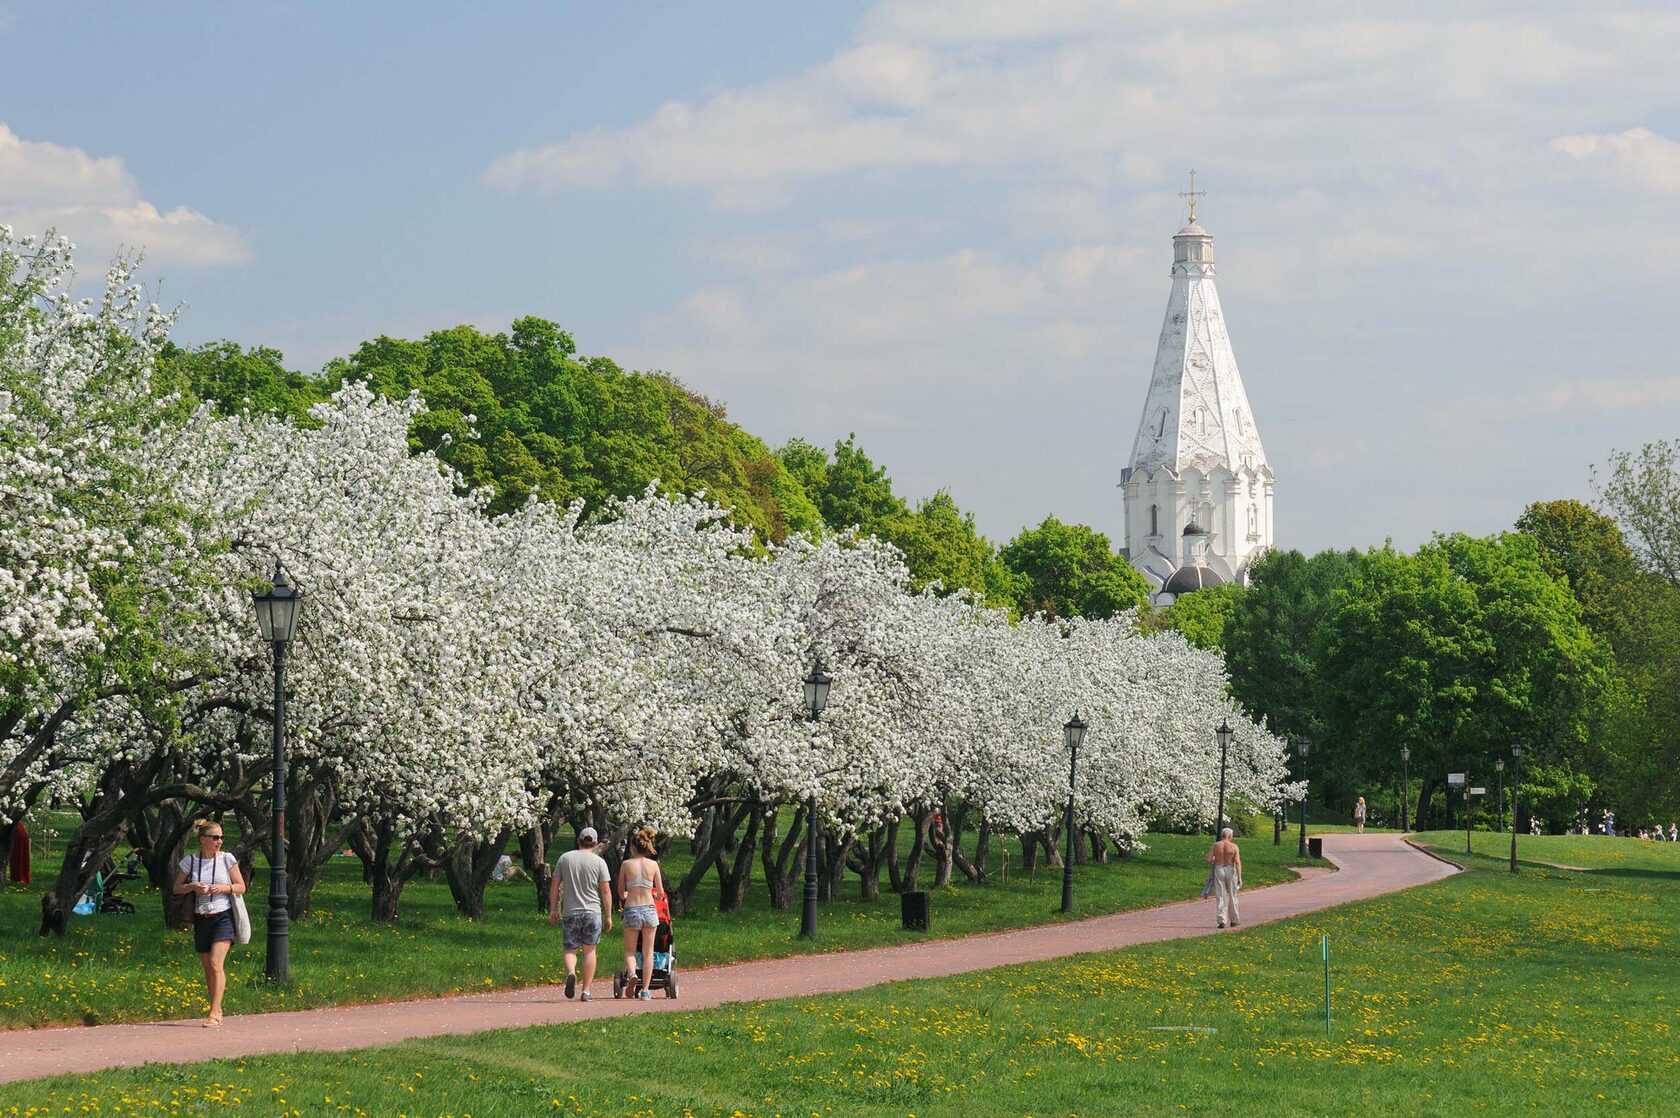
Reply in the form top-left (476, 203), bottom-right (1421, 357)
top-left (613, 891), bottom-right (678, 999)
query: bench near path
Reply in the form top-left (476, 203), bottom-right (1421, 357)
top-left (0, 833), bottom-right (1457, 1086)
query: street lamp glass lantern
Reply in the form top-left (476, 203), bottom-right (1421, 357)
top-left (1400, 745), bottom-right (1410, 762)
top-left (251, 563), bottom-right (303, 644)
top-left (1064, 713), bottom-right (1088, 752)
top-left (1216, 719), bottom-right (1235, 751)
top-left (1297, 735), bottom-right (1311, 759)
top-left (1496, 758), bottom-right (1505, 772)
top-left (1511, 743), bottom-right (1522, 759)
top-left (802, 658), bottom-right (833, 721)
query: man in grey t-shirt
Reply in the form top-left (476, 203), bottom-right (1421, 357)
top-left (548, 827), bottom-right (613, 1000)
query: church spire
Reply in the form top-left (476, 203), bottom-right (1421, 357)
top-left (1118, 193), bottom-right (1274, 597)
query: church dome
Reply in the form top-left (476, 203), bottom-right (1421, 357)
top-left (1182, 521), bottom-right (1208, 536)
top-left (1163, 564), bottom-right (1225, 596)
top-left (1175, 221), bottom-right (1210, 237)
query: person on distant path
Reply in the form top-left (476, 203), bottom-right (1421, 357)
top-left (491, 853), bottom-right (530, 883)
top-left (1353, 797), bottom-right (1367, 834)
top-left (619, 826), bottom-right (667, 1000)
top-left (174, 819), bottom-right (245, 1027)
top-left (1206, 827), bottom-right (1243, 929)
top-left (549, 826), bottom-right (612, 1002)
top-left (1669, 823), bottom-right (1677, 843)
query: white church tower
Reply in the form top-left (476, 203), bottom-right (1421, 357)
top-left (1120, 177), bottom-right (1273, 602)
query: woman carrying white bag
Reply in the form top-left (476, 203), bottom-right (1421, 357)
top-left (173, 819), bottom-right (248, 1027)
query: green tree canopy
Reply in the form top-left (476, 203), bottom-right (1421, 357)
top-left (1224, 548), bottom-right (1357, 741)
top-left (1314, 534), bottom-right (1605, 828)
top-left (997, 516), bottom-right (1151, 620)
top-left (165, 320), bottom-right (823, 539)
top-left (1158, 582), bottom-right (1245, 651)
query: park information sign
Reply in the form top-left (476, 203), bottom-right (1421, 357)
top-left (1447, 772), bottom-right (1467, 788)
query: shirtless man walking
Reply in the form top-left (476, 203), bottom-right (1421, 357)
top-left (1206, 827), bottom-right (1243, 929)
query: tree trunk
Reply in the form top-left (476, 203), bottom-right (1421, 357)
top-left (899, 807), bottom-right (934, 892)
top-left (821, 831), bottom-right (851, 902)
top-left (971, 819), bottom-right (992, 881)
top-left (884, 814), bottom-right (907, 893)
top-left (440, 825), bottom-right (513, 920)
top-left (1072, 826), bottom-right (1089, 866)
top-left (931, 801), bottom-right (960, 889)
top-left (850, 825), bottom-right (890, 900)
top-left (352, 819), bottom-right (428, 922)
top-left (760, 801), bottom-right (808, 911)
top-left (518, 825), bottom-right (551, 914)
top-left (1089, 830), bottom-right (1109, 864)
top-left (715, 805), bottom-right (762, 914)
top-left (1020, 830), bottom-right (1039, 877)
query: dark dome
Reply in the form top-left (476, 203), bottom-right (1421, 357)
top-left (1182, 521), bottom-right (1208, 536)
top-left (1163, 564), bottom-right (1225, 596)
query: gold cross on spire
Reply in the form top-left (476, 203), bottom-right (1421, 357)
top-left (1179, 169), bottom-right (1205, 223)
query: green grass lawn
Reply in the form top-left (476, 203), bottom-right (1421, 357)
top-left (0, 826), bottom-right (1314, 1028)
top-left (7, 828), bottom-right (1672, 1116)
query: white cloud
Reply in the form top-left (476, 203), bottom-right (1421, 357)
top-left (1549, 127), bottom-right (1680, 193)
top-left (0, 123), bottom-right (249, 268)
top-left (542, 3), bottom-right (1680, 551)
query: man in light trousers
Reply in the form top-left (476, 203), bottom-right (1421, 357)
top-left (1206, 827), bottom-right (1243, 929)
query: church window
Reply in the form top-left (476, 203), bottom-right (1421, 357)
top-left (1155, 409), bottom-right (1168, 438)
top-left (1150, 505), bottom-right (1159, 536)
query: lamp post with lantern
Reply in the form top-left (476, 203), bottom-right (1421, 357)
top-left (1214, 719), bottom-right (1234, 837)
top-left (1400, 746), bottom-right (1411, 832)
top-left (1296, 736), bottom-right (1312, 858)
top-left (251, 562), bottom-right (303, 983)
top-left (1061, 713), bottom-right (1087, 915)
top-left (1495, 758), bottom-right (1506, 832)
top-left (1509, 743), bottom-right (1523, 874)
top-left (799, 658), bottom-right (833, 940)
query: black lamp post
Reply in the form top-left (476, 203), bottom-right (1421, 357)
top-left (1214, 719), bottom-right (1234, 836)
top-left (1509, 743), bottom-right (1522, 874)
top-left (1400, 746), bottom-right (1410, 833)
top-left (1296, 736), bottom-right (1312, 858)
top-left (799, 657), bottom-right (832, 940)
top-left (251, 561), bottom-right (303, 983)
top-left (1061, 713), bottom-right (1087, 914)
top-left (1495, 758), bottom-right (1506, 833)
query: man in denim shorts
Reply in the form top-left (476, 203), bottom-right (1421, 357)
top-left (548, 827), bottom-right (613, 1001)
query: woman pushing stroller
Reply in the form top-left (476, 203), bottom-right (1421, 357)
top-left (619, 827), bottom-right (667, 1000)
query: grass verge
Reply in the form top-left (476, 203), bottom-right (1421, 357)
top-left (5, 835), bottom-right (1674, 1115)
top-left (0, 828), bottom-right (1314, 1028)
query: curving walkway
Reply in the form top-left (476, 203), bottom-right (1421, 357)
top-left (0, 833), bottom-right (1455, 1085)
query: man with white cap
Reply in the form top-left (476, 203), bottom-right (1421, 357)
top-left (549, 826), bottom-right (613, 1000)
top-left (1206, 827), bottom-right (1243, 929)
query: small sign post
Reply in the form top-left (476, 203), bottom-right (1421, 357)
top-left (1322, 934), bottom-right (1331, 1037)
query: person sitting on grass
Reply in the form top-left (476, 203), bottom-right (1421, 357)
top-left (491, 852), bottom-right (530, 883)
top-left (549, 827), bottom-right (612, 1002)
top-left (619, 827), bottom-right (667, 1000)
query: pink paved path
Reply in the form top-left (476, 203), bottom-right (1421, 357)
top-left (0, 833), bottom-right (1454, 1085)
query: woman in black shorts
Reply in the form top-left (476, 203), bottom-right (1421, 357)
top-left (174, 819), bottom-right (246, 1026)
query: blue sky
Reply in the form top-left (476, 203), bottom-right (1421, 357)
top-left (5, 1), bottom-right (1680, 554)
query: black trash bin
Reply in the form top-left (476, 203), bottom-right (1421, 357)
top-left (1308, 836), bottom-right (1324, 859)
top-left (901, 890), bottom-right (930, 931)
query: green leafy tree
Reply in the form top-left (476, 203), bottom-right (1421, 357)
top-left (1517, 498), bottom-right (1680, 820)
top-left (156, 340), bottom-right (328, 423)
top-left (998, 517), bottom-right (1151, 620)
top-left (1224, 548), bottom-right (1357, 741)
top-left (1596, 440), bottom-right (1680, 587)
top-left (1159, 582), bottom-right (1244, 651)
top-left (1315, 534), bottom-right (1604, 829)
top-left (780, 438), bottom-right (1014, 606)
